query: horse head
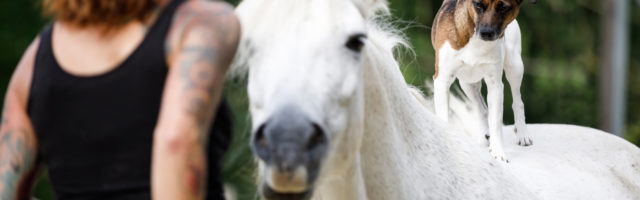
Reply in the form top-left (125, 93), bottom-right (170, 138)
top-left (233, 0), bottom-right (389, 199)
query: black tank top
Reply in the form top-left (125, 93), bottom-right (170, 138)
top-left (27, 0), bottom-right (232, 199)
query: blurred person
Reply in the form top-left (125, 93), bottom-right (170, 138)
top-left (0, 0), bottom-right (240, 199)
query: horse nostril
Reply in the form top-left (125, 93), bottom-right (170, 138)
top-left (306, 124), bottom-right (327, 151)
top-left (255, 124), bottom-right (267, 146)
top-left (256, 125), bottom-right (267, 146)
top-left (252, 123), bottom-right (270, 161)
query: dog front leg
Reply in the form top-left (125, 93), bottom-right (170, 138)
top-left (485, 72), bottom-right (507, 163)
top-left (434, 74), bottom-right (454, 123)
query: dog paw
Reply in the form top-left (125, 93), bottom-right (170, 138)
top-left (488, 144), bottom-right (509, 163)
top-left (516, 130), bottom-right (533, 147)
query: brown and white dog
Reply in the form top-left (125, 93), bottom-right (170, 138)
top-left (431, 0), bottom-right (536, 162)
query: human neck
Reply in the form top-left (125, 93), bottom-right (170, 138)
top-left (52, 21), bottom-right (147, 76)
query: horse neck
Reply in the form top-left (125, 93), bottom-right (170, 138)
top-left (357, 35), bottom-right (524, 199)
top-left (359, 41), bottom-right (450, 199)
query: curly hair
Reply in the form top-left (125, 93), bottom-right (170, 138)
top-left (43, 0), bottom-right (160, 28)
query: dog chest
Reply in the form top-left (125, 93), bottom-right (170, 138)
top-left (437, 35), bottom-right (506, 83)
top-left (458, 35), bottom-right (505, 66)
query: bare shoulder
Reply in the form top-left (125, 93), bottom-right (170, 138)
top-left (166, 0), bottom-right (240, 63)
top-left (172, 0), bottom-right (239, 37)
top-left (179, 0), bottom-right (235, 14)
top-left (9, 37), bottom-right (41, 104)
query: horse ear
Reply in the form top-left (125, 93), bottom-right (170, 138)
top-left (353, 0), bottom-right (390, 18)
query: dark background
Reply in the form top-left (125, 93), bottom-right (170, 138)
top-left (1, 0), bottom-right (638, 199)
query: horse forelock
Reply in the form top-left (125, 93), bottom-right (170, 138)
top-left (228, 0), bottom-right (398, 79)
top-left (353, 0), bottom-right (390, 17)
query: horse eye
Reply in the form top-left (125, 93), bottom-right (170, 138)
top-left (345, 33), bottom-right (367, 53)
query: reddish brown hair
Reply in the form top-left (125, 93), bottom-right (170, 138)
top-left (43, 0), bottom-right (160, 28)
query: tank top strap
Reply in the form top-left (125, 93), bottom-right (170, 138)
top-left (143, 0), bottom-right (187, 55)
top-left (33, 24), bottom-right (55, 79)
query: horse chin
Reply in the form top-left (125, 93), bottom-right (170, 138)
top-left (261, 183), bottom-right (312, 200)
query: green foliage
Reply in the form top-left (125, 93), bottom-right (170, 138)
top-left (222, 81), bottom-right (259, 200)
top-left (0, 0), bottom-right (638, 199)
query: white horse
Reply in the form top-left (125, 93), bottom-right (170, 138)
top-left (232, 0), bottom-right (640, 199)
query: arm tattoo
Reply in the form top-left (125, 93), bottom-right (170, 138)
top-left (174, 5), bottom-right (235, 132)
top-left (0, 106), bottom-right (37, 199)
top-left (184, 152), bottom-right (206, 194)
top-left (167, 2), bottom-right (238, 197)
top-left (180, 46), bottom-right (219, 124)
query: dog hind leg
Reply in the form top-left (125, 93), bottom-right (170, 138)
top-left (460, 81), bottom-right (490, 146)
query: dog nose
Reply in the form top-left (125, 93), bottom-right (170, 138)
top-left (251, 106), bottom-right (328, 172)
top-left (479, 27), bottom-right (496, 40)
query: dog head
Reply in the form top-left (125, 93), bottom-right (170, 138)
top-left (469, 0), bottom-right (536, 41)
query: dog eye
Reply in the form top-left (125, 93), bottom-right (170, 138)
top-left (473, 2), bottom-right (485, 11)
top-left (345, 33), bottom-right (367, 53)
top-left (497, 2), bottom-right (511, 13)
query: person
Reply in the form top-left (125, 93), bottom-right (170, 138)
top-left (0, 0), bottom-right (240, 199)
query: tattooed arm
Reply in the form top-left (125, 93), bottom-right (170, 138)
top-left (0, 38), bottom-right (40, 200)
top-left (151, 1), bottom-right (239, 199)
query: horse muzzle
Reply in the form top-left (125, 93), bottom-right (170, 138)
top-left (261, 183), bottom-right (312, 200)
top-left (251, 105), bottom-right (329, 199)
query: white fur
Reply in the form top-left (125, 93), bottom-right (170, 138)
top-left (434, 21), bottom-right (531, 162)
top-left (232, 0), bottom-right (640, 199)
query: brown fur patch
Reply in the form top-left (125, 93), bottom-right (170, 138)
top-left (431, 0), bottom-right (475, 51)
top-left (431, 0), bottom-right (475, 78)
